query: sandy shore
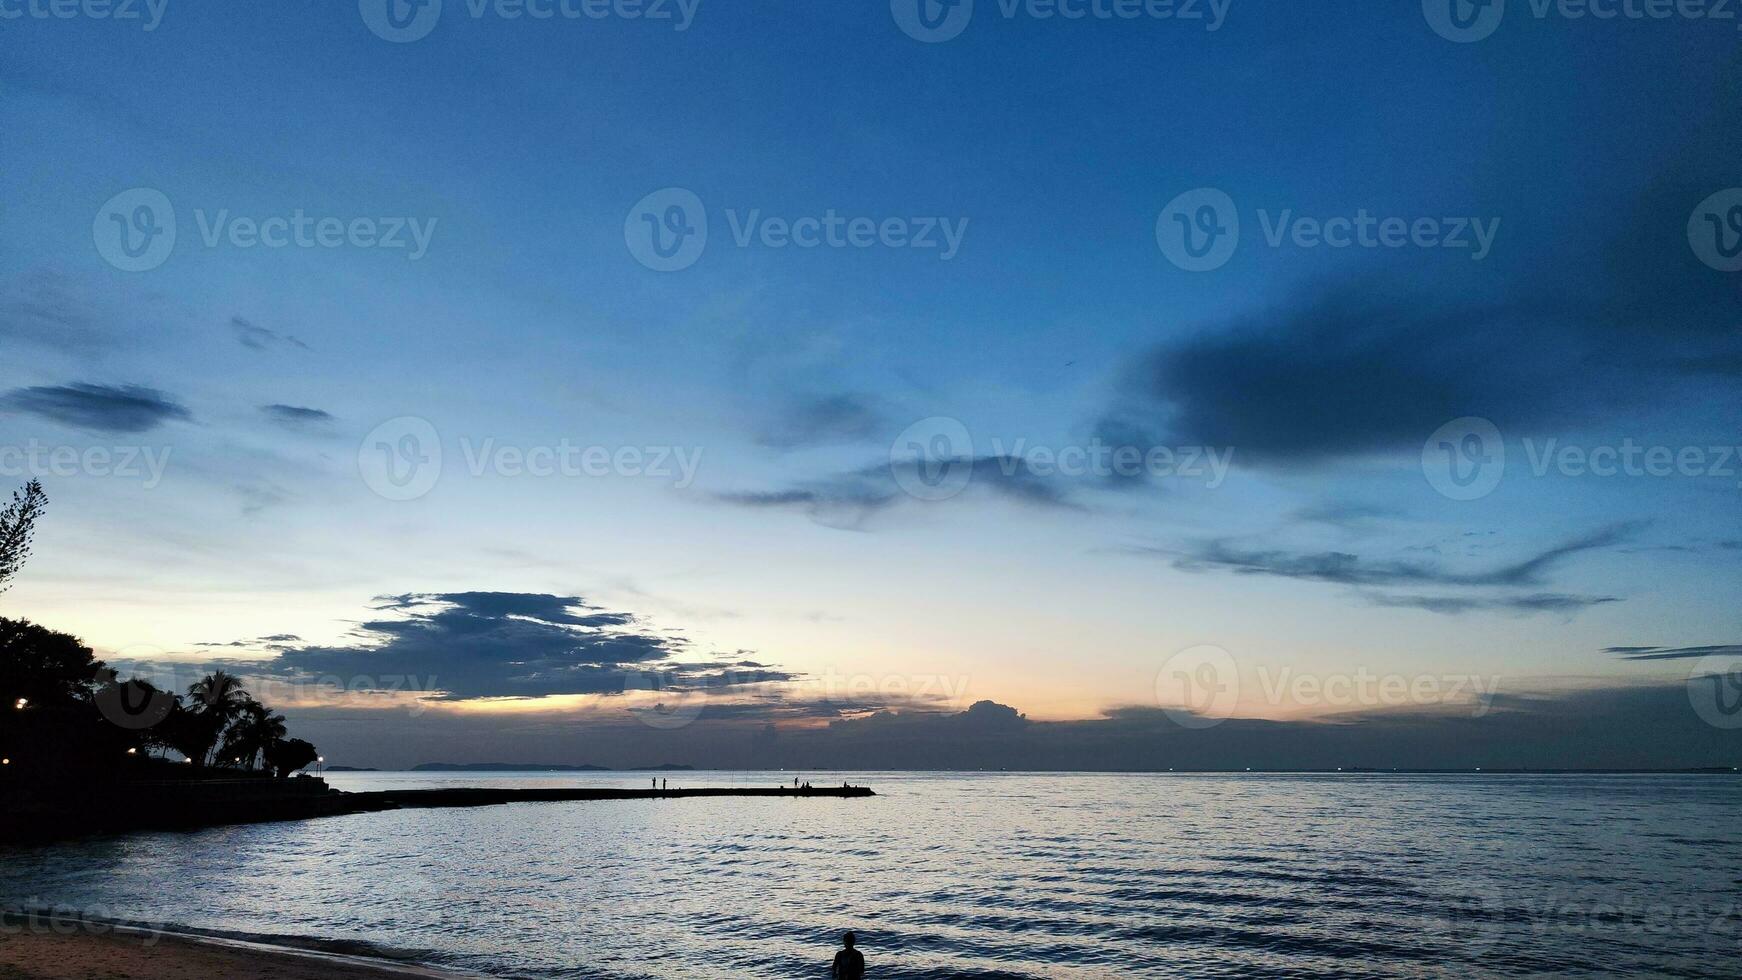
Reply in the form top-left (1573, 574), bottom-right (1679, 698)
top-left (0, 925), bottom-right (460, 979)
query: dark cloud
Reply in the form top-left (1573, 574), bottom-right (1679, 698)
top-left (758, 393), bottom-right (889, 449)
top-left (267, 591), bottom-right (796, 701)
top-left (1606, 644), bottom-right (1742, 662)
top-left (231, 316), bottom-right (309, 352)
top-left (1, 382), bottom-right (192, 433)
top-left (1366, 593), bottom-right (1620, 616)
top-left (1133, 525), bottom-right (1636, 617)
top-left (1291, 502), bottom-right (1401, 529)
top-left (1096, 96), bottom-right (1742, 468)
top-left (1158, 523), bottom-right (1636, 589)
top-left (260, 404), bottom-right (336, 431)
top-left (718, 456), bottom-right (1082, 529)
top-left (1096, 289), bottom-right (1604, 466)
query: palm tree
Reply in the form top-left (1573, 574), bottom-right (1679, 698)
top-left (185, 671), bottom-right (251, 766)
top-left (220, 699), bottom-right (287, 771)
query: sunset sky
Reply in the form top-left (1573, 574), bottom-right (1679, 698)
top-left (2, 2), bottom-right (1739, 767)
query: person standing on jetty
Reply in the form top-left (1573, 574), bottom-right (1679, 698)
top-left (831, 932), bottom-right (865, 979)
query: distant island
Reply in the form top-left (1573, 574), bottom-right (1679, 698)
top-left (412, 763), bottom-right (612, 772)
top-left (401, 763), bottom-right (697, 772)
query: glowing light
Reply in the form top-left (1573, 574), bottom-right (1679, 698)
top-left (13, 698), bottom-right (26, 710)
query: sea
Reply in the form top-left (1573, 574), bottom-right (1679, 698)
top-left (1, 771), bottom-right (1738, 978)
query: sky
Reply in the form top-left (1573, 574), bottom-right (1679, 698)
top-left (1, 0), bottom-right (1740, 769)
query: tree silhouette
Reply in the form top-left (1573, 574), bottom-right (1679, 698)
top-left (263, 737), bottom-right (318, 778)
top-left (0, 481), bottom-right (46, 595)
top-left (185, 670), bottom-right (253, 766)
top-left (221, 698), bottom-right (288, 770)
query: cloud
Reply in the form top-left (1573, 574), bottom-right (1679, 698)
top-left (1134, 525), bottom-right (1636, 617)
top-left (1096, 290), bottom-right (1602, 467)
top-left (265, 591), bottom-right (796, 701)
top-left (1366, 593), bottom-right (1620, 616)
top-left (717, 456), bottom-right (1080, 528)
top-left (260, 404), bottom-right (336, 431)
top-left (1606, 644), bottom-right (1742, 662)
top-left (231, 316), bottom-right (309, 352)
top-left (1, 382), bottom-right (192, 433)
top-left (758, 393), bottom-right (889, 449)
top-left (1095, 99), bottom-right (1742, 471)
top-left (1159, 523), bottom-right (1637, 589)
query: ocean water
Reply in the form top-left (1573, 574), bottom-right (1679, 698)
top-left (1, 772), bottom-right (1738, 978)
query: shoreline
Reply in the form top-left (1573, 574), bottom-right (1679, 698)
top-left (0, 915), bottom-right (467, 979)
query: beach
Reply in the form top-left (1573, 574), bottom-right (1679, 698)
top-left (0, 926), bottom-right (454, 980)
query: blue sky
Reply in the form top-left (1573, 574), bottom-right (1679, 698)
top-left (1, 1), bottom-right (1739, 766)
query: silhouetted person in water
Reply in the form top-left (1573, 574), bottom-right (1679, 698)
top-left (832, 932), bottom-right (864, 980)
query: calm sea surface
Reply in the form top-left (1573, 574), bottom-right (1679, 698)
top-left (2, 772), bottom-right (1738, 978)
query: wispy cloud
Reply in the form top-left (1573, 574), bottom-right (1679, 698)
top-left (1, 382), bottom-right (192, 433)
top-left (260, 404), bottom-right (336, 432)
top-left (231, 316), bottom-right (309, 352)
top-left (1606, 644), bottom-right (1742, 662)
top-left (757, 393), bottom-right (890, 449)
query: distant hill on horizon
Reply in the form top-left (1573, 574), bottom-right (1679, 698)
top-left (412, 763), bottom-right (614, 772)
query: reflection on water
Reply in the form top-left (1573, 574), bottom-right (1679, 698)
top-left (2, 772), bottom-right (1738, 978)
